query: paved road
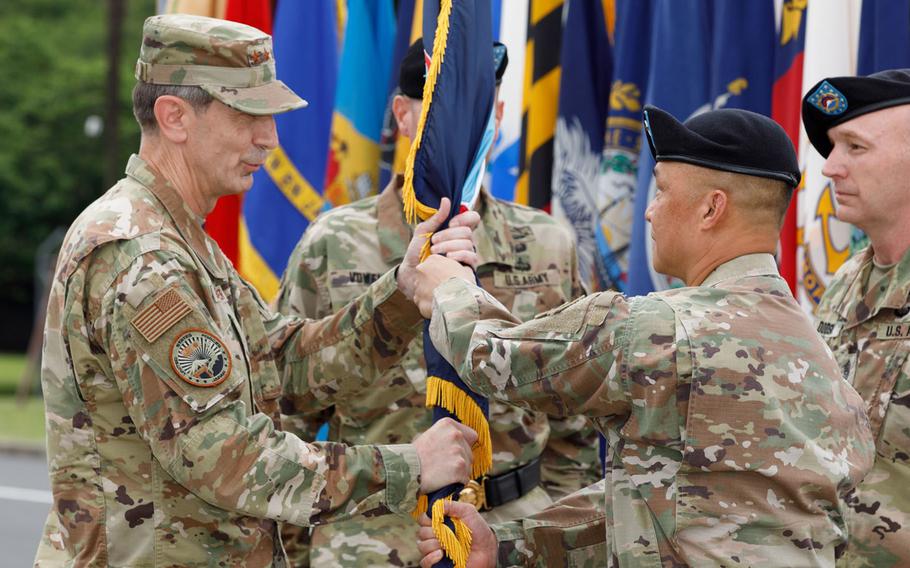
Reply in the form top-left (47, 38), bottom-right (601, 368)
top-left (0, 452), bottom-right (50, 567)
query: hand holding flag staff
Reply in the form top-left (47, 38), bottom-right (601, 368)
top-left (402, 1), bottom-right (495, 567)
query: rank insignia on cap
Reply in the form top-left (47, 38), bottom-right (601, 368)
top-left (807, 80), bottom-right (848, 115)
top-left (247, 46), bottom-right (272, 66)
top-left (170, 329), bottom-right (232, 388)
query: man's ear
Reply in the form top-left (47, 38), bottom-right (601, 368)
top-left (701, 189), bottom-right (728, 230)
top-left (392, 94), bottom-right (411, 138)
top-left (153, 95), bottom-right (192, 143)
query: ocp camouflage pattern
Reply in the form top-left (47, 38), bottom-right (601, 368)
top-left (274, 178), bottom-right (602, 566)
top-left (35, 155), bottom-right (423, 567)
top-left (430, 253), bottom-right (874, 567)
top-left (815, 245), bottom-right (910, 567)
top-left (135, 14), bottom-right (304, 115)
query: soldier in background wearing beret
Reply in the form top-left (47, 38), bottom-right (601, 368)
top-left (412, 105), bottom-right (874, 567)
top-left (275, 39), bottom-right (600, 567)
top-left (35, 15), bottom-right (482, 566)
top-left (804, 69), bottom-right (910, 567)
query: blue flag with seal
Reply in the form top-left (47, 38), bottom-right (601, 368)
top-left (239, 1), bottom-right (338, 301)
top-left (551, 0), bottom-right (613, 292)
top-left (402, 1), bottom-right (495, 567)
top-left (626, 0), bottom-right (775, 295)
top-left (598, 0), bottom-right (653, 293)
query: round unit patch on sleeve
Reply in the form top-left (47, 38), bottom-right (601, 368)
top-left (170, 329), bottom-right (233, 387)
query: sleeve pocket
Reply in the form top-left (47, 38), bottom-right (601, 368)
top-left (128, 286), bottom-right (246, 413)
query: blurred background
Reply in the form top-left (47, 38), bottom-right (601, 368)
top-left (0, 0), bottom-right (907, 563)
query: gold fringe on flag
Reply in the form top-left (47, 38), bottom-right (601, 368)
top-left (419, 232), bottom-right (434, 262)
top-left (425, 376), bottom-right (493, 479)
top-left (431, 497), bottom-right (472, 568)
top-left (402, 0), bottom-right (452, 225)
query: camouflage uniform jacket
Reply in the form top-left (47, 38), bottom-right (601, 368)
top-left (430, 253), bottom-right (875, 567)
top-left (275, 178), bottom-right (601, 565)
top-left (815, 245), bottom-right (910, 567)
top-left (35, 155), bottom-right (424, 567)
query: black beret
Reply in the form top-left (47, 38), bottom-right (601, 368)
top-left (802, 69), bottom-right (910, 158)
top-left (398, 39), bottom-right (508, 99)
top-left (643, 104), bottom-right (801, 188)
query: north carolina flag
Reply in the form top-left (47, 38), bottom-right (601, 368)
top-left (239, 1), bottom-right (338, 301)
top-left (773, 0), bottom-right (807, 294)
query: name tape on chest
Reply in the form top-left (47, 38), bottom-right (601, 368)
top-left (816, 320), bottom-right (843, 338)
top-left (493, 269), bottom-right (558, 289)
top-left (330, 270), bottom-right (384, 287)
top-left (131, 289), bottom-right (192, 343)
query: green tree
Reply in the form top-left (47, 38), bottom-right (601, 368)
top-left (0, 0), bottom-right (153, 342)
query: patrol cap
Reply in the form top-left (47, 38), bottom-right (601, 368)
top-left (399, 39), bottom-right (508, 99)
top-left (802, 69), bottom-right (910, 157)
top-left (643, 104), bottom-right (801, 188)
top-left (135, 14), bottom-right (307, 116)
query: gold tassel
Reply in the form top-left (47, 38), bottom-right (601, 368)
top-left (431, 497), bottom-right (470, 568)
top-left (402, 0), bottom-right (454, 225)
top-left (412, 493), bottom-right (429, 520)
top-left (419, 232), bottom-right (434, 262)
top-left (425, 376), bottom-right (493, 479)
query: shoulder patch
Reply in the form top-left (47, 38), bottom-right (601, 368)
top-left (131, 288), bottom-right (192, 342)
top-left (169, 329), bottom-right (232, 387)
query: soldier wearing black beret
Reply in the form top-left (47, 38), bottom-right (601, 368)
top-left (412, 105), bottom-right (872, 567)
top-left (804, 69), bottom-right (910, 567)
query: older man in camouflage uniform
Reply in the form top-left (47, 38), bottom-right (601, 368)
top-left (35, 15), bottom-right (482, 567)
top-left (413, 105), bottom-right (875, 567)
top-left (803, 69), bottom-right (910, 567)
top-left (274, 40), bottom-right (601, 567)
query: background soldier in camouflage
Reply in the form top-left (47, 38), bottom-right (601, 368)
top-left (414, 106), bottom-right (875, 567)
top-left (35, 15), bottom-right (482, 567)
top-left (275, 40), bottom-right (601, 567)
top-left (803, 69), bottom-right (910, 567)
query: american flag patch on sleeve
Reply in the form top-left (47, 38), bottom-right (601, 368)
top-left (131, 288), bottom-right (192, 343)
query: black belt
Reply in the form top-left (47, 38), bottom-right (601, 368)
top-left (458, 457), bottom-right (542, 511)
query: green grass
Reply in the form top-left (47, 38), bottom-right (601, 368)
top-left (0, 352), bottom-right (29, 395)
top-left (0, 353), bottom-right (45, 444)
top-left (0, 397), bottom-right (45, 443)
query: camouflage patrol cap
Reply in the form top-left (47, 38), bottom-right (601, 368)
top-left (135, 14), bottom-right (306, 116)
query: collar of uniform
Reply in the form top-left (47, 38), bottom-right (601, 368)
top-left (835, 245), bottom-right (910, 325)
top-left (124, 154), bottom-right (229, 279)
top-left (473, 186), bottom-right (516, 268)
top-left (376, 175), bottom-right (411, 264)
top-left (700, 253), bottom-right (780, 288)
top-left (375, 180), bottom-right (516, 268)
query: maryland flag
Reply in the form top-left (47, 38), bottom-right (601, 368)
top-left (402, 1), bottom-right (495, 566)
top-left (515, 0), bottom-right (563, 209)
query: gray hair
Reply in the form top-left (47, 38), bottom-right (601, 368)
top-left (132, 82), bottom-right (214, 131)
